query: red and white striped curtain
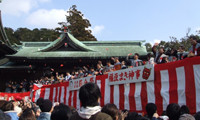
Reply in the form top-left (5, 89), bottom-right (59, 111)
top-left (31, 56), bottom-right (200, 114)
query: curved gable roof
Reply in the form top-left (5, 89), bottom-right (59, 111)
top-left (67, 33), bottom-right (94, 51)
top-left (39, 33), bottom-right (94, 52)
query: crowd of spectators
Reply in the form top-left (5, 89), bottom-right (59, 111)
top-left (5, 35), bottom-right (200, 93)
top-left (1, 82), bottom-right (200, 120)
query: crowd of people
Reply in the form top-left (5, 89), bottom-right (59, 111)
top-left (5, 35), bottom-right (200, 93)
top-left (1, 82), bottom-right (200, 120)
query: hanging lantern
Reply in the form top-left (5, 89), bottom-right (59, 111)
top-left (60, 64), bottom-right (64, 67)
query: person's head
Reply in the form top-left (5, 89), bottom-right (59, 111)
top-left (121, 61), bottom-right (126, 65)
top-left (106, 61), bottom-right (111, 66)
top-left (101, 103), bottom-right (119, 120)
top-left (60, 74), bottom-right (64, 77)
top-left (179, 114), bottom-right (195, 120)
top-left (0, 100), bottom-right (7, 109)
top-left (114, 57), bottom-right (119, 63)
top-left (166, 103), bottom-right (180, 120)
top-left (51, 75), bottom-right (54, 79)
top-left (36, 98), bottom-right (44, 106)
top-left (19, 108), bottom-right (36, 120)
top-left (145, 103), bottom-right (157, 119)
top-left (97, 64), bottom-right (101, 69)
top-left (1, 101), bottom-right (14, 111)
top-left (51, 103), bottom-right (72, 120)
top-left (37, 99), bottom-right (53, 112)
top-left (0, 109), bottom-right (11, 120)
top-left (98, 60), bottom-right (102, 65)
top-left (147, 53), bottom-right (154, 60)
top-left (171, 48), bottom-right (178, 55)
top-left (180, 105), bottom-right (190, 115)
top-left (161, 57), bottom-right (169, 63)
top-left (134, 53), bottom-right (139, 60)
top-left (90, 67), bottom-right (95, 72)
top-left (189, 35), bottom-right (198, 45)
top-left (125, 112), bottom-right (140, 120)
top-left (194, 111), bottom-right (200, 120)
top-left (79, 82), bottom-right (101, 107)
top-left (159, 47), bottom-right (165, 54)
top-left (66, 72), bottom-right (70, 76)
top-left (179, 46), bottom-right (185, 52)
top-left (79, 69), bottom-right (83, 73)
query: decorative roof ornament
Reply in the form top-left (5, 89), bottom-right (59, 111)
top-left (58, 22), bottom-right (69, 33)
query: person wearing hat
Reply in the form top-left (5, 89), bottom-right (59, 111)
top-left (189, 35), bottom-right (200, 56)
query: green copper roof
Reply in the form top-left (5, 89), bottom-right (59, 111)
top-left (6, 32), bottom-right (147, 60)
top-left (39, 33), bottom-right (65, 52)
top-left (67, 33), bottom-right (95, 51)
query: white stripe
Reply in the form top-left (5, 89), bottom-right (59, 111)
top-left (60, 87), bottom-right (65, 103)
top-left (71, 91), bottom-right (74, 107)
top-left (53, 87), bottom-right (56, 103)
top-left (44, 88), bottom-right (50, 99)
top-left (66, 87), bottom-right (69, 105)
top-left (160, 70), bottom-right (170, 110)
top-left (96, 80), bottom-right (101, 105)
top-left (104, 79), bottom-right (110, 104)
top-left (176, 66), bottom-right (186, 106)
top-left (76, 91), bottom-right (80, 110)
top-left (97, 80), bottom-right (101, 90)
top-left (194, 65), bottom-right (200, 112)
top-left (35, 89), bottom-right (41, 102)
top-left (146, 81), bottom-right (155, 103)
top-left (57, 87), bottom-right (60, 102)
top-left (124, 84), bottom-right (130, 110)
top-left (135, 83), bottom-right (142, 111)
top-left (113, 85), bottom-right (119, 109)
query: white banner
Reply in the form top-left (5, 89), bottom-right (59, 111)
top-left (69, 75), bottom-right (96, 91)
top-left (108, 64), bottom-right (154, 85)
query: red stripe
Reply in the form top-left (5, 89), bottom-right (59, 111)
top-left (110, 85), bottom-right (114, 104)
top-left (141, 82), bottom-right (147, 114)
top-left (129, 83), bottom-right (136, 111)
top-left (97, 75), bottom-right (107, 107)
top-left (73, 91), bottom-right (77, 108)
top-left (32, 91), bottom-right (36, 102)
top-left (168, 67), bottom-right (178, 103)
top-left (68, 91), bottom-right (72, 107)
top-left (154, 65), bottom-right (163, 115)
top-left (119, 84), bottom-right (125, 110)
top-left (39, 88), bottom-right (45, 99)
top-left (185, 62), bottom-right (196, 114)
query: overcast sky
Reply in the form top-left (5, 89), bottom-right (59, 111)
top-left (0, 0), bottom-right (200, 44)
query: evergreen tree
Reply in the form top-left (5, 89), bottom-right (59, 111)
top-left (67, 5), bottom-right (97, 41)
